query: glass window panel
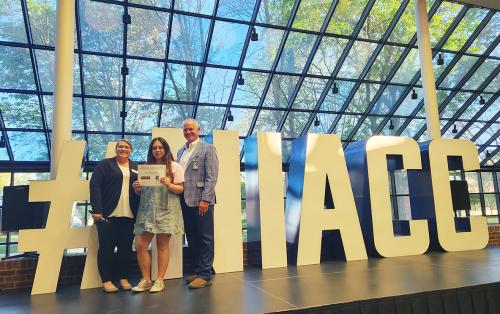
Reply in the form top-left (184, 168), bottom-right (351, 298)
top-left (243, 26), bottom-right (283, 70)
top-left (199, 67), bottom-right (236, 104)
top-left (388, 0), bottom-right (417, 44)
top-left (0, 146), bottom-right (9, 161)
top-left (332, 114), bottom-right (360, 140)
top-left (87, 133), bottom-right (122, 161)
top-left (467, 12), bottom-right (500, 55)
top-left (441, 119), bottom-right (465, 139)
top-left (400, 118), bottom-right (425, 138)
top-left (0, 0), bottom-right (26, 43)
top-left (489, 40), bottom-right (500, 58)
top-left (369, 85), bottom-right (405, 115)
top-left (253, 110), bottom-right (285, 133)
top-left (160, 104), bottom-right (194, 128)
top-left (263, 75), bottom-right (299, 108)
top-left (127, 7), bottom-right (169, 58)
top-left (125, 101), bottom-right (159, 132)
top-left (43, 96), bottom-right (84, 131)
top-left (293, 77), bottom-right (329, 110)
top-left (126, 59), bottom-right (164, 100)
top-left (440, 92), bottom-right (473, 119)
top-left (308, 37), bottom-right (348, 76)
top-left (396, 196), bottom-right (412, 220)
top-left (443, 8), bottom-right (487, 52)
top-left (195, 106), bottom-right (225, 134)
top-left (80, 0), bottom-right (123, 54)
top-left (0, 173), bottom-right (12, 203)
top-left (0, 93), bottom-right (41, 128)
top-left (174, 0), bottom-right (215, 15)
top-left (292, 0), bottom-right (332, 32)
top-left (440, 56), bottom-right (479, 89)
top-left (282, 140), bottom-right (292, 162)
top-left (86, 98), bottom-right (122, 132)
top-left (319, 80), bottom-right (355, 112)
top-left (256, 0), bottom-right (294, 26)
top-left (391, 49), bottom-right (420, 84)
top-left (326, 0), bottom-right (369, 36)
top-left (464, 122), bottom-right (490, 142)
top-left (128, 135), bottom-right (150, 162)
top-left (358, 0), bottom-right (401, 41)
top-left (27, 0), bottom-right (59, 47)
top-left (0, 46), bottom-right (35, 90)
top-left (462, 59), bottom-right (499, 91)
top-left (367, 45), bottom-right (405, 82)
top-left (307, 113), bottom-right (337, 134)
top-left (130, 0), bottom-right (171, 8)
top-left (475, 123), bottom-right (499, 145)
top-left (394, 170), bottom-right (409, 194)
top-left (484, 71), bottom-right (499, 93)
top-left (169, 14), bottom-right (210, 62)
top-left (435, 89), bottom-right (452, 107)
top-left (345, 83), bottom-right (381, 113)
top-left (476, 97), bottom-right (499, 122)
top-left (282, 111), bottom-right (309, 138)
top-left (394, 87), bottom-right (423, 116)
top-left (225, 108), bottom-right (256, 136)
top-left (484, 194), bottom-right (498, 217)
top-left (164, 64), bottom-right (202, 102)
top-left (352, 116), bottom-right (384, 140)
top-left (428, 1), bottom-right (463, 48)
top-left (8, 131), bottom-right (48, 161)
top-left (13, 173), bottom-right (49, 185)
top-left (217, 0), bottom-right (256, 21)
top-left (465, 172), bottom-right (480, 193)
top-left (35, 50), bottom-right (81, 93)
top-left (232, 71), bottom-right (268, 107)
top-left (380, 117), bottom-right (404, 136)
top-left (276, 32), bottom-right (317, 74)
top-left (208, 21), bottom-right (248, 66)
top-left (481, 172), bottom-right (495, 193)
top-left (83, 55), bottom-right (122, 97)
top-left (338, 41), bottom-right (377, 79)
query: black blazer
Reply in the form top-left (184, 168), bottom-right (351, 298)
top-left (90, 157), bottom-right (140, 219)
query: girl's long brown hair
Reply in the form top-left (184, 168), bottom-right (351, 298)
top-left (147, 137), bottom-right (174, 182)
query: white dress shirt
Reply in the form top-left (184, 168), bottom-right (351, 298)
top-left (179, 138), bottom-right (200, 169)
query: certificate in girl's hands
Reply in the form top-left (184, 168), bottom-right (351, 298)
top-left (138, 165), bottom-right (166, 186)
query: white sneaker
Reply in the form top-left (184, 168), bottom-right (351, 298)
top-left (131, 279), bottom-right (153, 292)
top-left (149, 279), bottom-right (165, 293)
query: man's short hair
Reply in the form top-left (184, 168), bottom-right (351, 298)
top-left (183, 118), bottom-right (200, 129)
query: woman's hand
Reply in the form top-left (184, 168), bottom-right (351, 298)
top-left (132, 180), bottom-right (142, 194)
top-left (160, 176), bottom-right (171, 187)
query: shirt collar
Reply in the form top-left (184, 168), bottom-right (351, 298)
top-left (185, 138), bottom-right (200, 150)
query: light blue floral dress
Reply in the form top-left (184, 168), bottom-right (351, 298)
top-left (134, 162), bottom-right (184, 235)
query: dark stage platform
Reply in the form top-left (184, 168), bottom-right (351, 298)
top-left (1, 247), bottom-right (500, 314)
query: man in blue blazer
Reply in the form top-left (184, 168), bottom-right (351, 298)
top-left (177, 119), bottom-right (219, 289)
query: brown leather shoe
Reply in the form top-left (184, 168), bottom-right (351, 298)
top-left (185, 275), bottom-right (198, 284)
top-left (188, 277), bottom-right (212, 289)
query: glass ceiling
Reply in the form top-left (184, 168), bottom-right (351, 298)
top-left (0, 0), bottom-right (498, 168)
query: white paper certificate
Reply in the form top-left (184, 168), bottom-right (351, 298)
top-left (138, 165), bottom-right (166, 187)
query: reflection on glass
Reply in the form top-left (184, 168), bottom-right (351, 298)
top-left (293, 77), bottom-right (329, 110)
top-left (199, 67), bottom-right (236, 104)
top-left (337, 40), bottom-right (377, 79)
top-left (208, 21), bottom-right (248, 66)
top-left (160, 104), bottom-right (194, 128)
top-left (263, 75), bottom-right (299, 108)
top-left (0, 0), bottom-right (27, 43)
top-left (127, 7), bottom-right (169, 58)
top-left (86, 98), bottom-right (121, 132)
top-left (164, 64), bottom-right (202, 102)
top-left (232, 71), bottom-right (268, 107)
top-left (292, 0), bottom-right (332, 32)
top-left (80, 0), bottom-right (123, 54)
top-left (125, 101), bottom-right (159, 132)
top-left (243, 27), bottom-right (283, 70)
top-left (308, 37), bottom-right (348, 76)
top-left (276, 32), bottom-right (316, 73)
top-left (0, 46), bottom-right (35, 90)
top-left (8, 132), bottom-right (48, 161)
top-left (327, 0), bottom-right (368, 36)
top-left (83, 55), bottom-right (122, 97)
top-left (0, 93), bottom-right (42, 128)
top-left (169, 14), bottom-right (210, 62)
top-left (126, 59), bottom-right (164, 99)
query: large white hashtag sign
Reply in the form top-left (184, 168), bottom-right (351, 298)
top-left (18, 141), bottom-right (90, 295)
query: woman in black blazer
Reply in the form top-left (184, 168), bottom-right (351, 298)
top-left (90, 139), bottom-right (140, 293)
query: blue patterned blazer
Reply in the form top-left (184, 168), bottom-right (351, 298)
top-left (177, 141), bottom-right (219, 207)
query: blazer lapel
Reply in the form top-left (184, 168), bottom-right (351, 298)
top-left (186, 141), bottom-right (204, 170)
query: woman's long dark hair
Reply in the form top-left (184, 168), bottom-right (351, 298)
top-left (147, 137), bottom-right (174, 182)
